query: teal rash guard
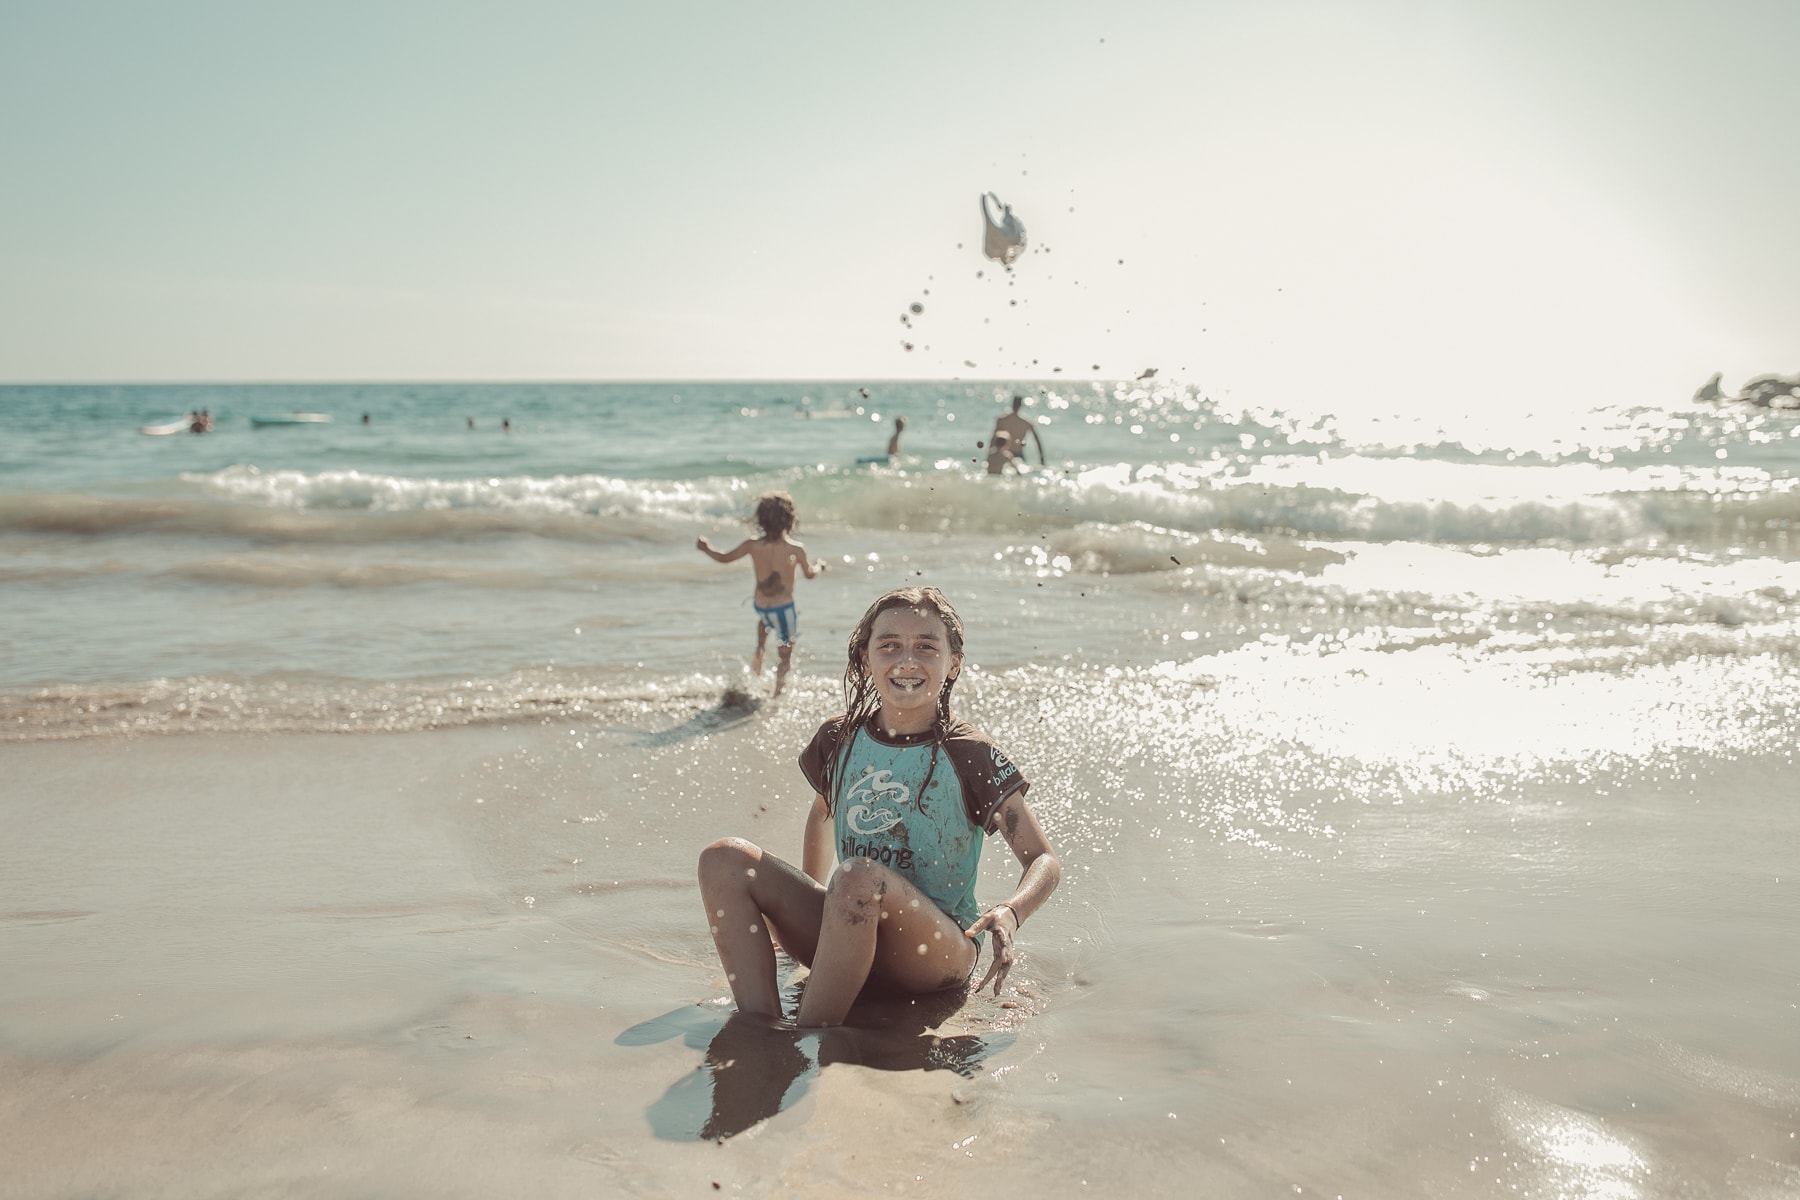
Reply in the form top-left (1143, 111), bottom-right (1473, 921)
top-left (799, 718), bottom-right (1028, 930)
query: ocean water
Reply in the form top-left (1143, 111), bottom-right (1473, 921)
top-left (3, 380), bottom-right (1799, 1193)
top-left (4, 380), bottom-right (1797, 733)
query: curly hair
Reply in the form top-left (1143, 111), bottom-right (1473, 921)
top-left (822, 587), bottom-right (966, 814)
top-left (752, 492), bottom-right (797, 538)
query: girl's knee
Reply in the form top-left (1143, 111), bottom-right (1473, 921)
top-left (823, 859), bottom-right (892, 921)
top-left (697, 836), bottom-right (759, 885)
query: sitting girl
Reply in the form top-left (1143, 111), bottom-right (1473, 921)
top-left (697, 586), bottom-right (1061, 1027)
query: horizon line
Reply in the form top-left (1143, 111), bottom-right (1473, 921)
top-left (0, 375), bottom-right (1141, 388)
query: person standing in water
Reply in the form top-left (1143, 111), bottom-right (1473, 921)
top-left (985, 432), bottom-right (1020, 475)
top-left (991, 395), bottom-right (1044, 466)
top-left (697, 491), bottom-right (826, 697)
top-left (887, 416), bottom-right (906, 459)
top-left (696, 586), bottom-right (1060, 1026)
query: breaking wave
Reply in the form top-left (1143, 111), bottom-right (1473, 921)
top-left (3, 458), bottom-right (1793, 557)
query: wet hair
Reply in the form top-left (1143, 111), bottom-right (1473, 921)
top-left (752, 491), bottom-right (797, 538)
top-left (822, 587), bottom-right (965, 815)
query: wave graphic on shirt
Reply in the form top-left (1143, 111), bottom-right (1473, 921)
top-left (844, 770), bottom-right (907, 836)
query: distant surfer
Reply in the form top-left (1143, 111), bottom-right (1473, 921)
top-left (697, 491), bottom-right (827, 698)
top-left (991, 395), bottom-right (1044, 466)
top-left (887, 416), bottom-right (906, 458)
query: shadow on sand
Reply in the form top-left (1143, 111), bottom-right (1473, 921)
top-left (632, 685), bottom-right (763, 749)
top-left (619, 985), bottom-right (1014, 1141)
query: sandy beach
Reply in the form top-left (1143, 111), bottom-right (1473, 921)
top-left (6, 696), bottom-right (1797, 1198)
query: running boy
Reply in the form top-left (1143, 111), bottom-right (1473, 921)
top-left (697, 491), bottom-right (826, 697)
top-left (697, 586), bottom-right (1061, 1027)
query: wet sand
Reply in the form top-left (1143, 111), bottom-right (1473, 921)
top-left (4, 713), bottom-right (1798, 1198)
top-left (1, 724), bottom-right (1054, 1197)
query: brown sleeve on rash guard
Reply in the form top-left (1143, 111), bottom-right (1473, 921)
top-left (798, 716), bottom-right (849, 799)
top-left (941, 721), bottom-right (1029, 831)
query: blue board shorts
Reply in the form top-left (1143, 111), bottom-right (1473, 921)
top-left (755, 601), bottom-right (798, 645)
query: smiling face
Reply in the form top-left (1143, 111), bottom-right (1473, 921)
top-left (862, 605), bottom-right (962, 736)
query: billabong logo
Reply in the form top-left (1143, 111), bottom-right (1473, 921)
top-left (844, 769), bottom-right (907, 836)
top-left (841, 836), bottom-right (914, 870)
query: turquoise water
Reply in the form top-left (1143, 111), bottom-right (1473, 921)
top-left (1, 379), bottom-right (1796, 736)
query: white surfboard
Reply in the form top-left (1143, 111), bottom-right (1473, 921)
top-left (138, 418), bottom-right (195, 436)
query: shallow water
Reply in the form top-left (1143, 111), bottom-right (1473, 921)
top-left (4, 380), bottom-right (1797, 706)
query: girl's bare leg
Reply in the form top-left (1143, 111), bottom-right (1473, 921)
top-left (773, 642), bottom-right (793, 696)
top-left (796, 859), bottom-right (978, 1027)
top-left (751, 623), bottom-right (769, 676)
top-left (697, 837), bottom-right (826, 1017)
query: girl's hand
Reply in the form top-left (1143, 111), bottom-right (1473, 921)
top-left (965, 904), bottom-right (1020, 996)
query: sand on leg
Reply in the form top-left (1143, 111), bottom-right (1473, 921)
top-left (697, 838), bottom-right (825, 1017)
top-left (796, 858), bottom-right (977, 1027)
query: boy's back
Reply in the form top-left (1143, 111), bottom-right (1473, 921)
top-left (746, 533), bottom-right (809, 606)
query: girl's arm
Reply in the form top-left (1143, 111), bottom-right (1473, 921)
top-left (984, 792), bottom-right (1060, 922)
top-left (801, 794), bottom-right (834, 885)
top-left (965, 791), bottom-right (1061, 995)
top-left (795, 544), bottom-right (826, 579)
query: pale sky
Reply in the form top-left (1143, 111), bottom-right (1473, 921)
top-left (2, 0), bottom-right (1795, 417)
